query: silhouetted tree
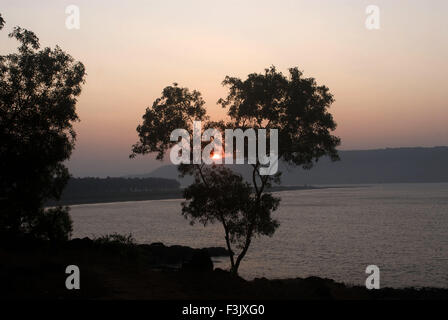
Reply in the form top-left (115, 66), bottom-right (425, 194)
top-left (131, 84), bottom-right (208, 160)
top-left (0, 16), bottom-right (85, 240)
top-left (131, 67), bottom-right (340, 274)
top-left (0, 14), bottom-right (5, 30)
top-left (182, 165), bottom-right (279, 273)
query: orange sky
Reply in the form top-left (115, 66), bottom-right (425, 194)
top-left (1, 0), bottom-right (447, 176)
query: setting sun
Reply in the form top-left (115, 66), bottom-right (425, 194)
top-left (211, 153), bottom-right (221, 160)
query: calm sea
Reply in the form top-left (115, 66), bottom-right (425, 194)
top-left (70, 183), bottom-right (448, 288)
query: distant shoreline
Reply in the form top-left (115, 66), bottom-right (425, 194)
top-left (48, 181), bottom-right (448, 207)
top-left (47, 189), bottom-right (184, 207)
top-left (48, 185), bottom-right (337, 207)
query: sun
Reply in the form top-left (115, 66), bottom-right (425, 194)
top-left (211, 153), bottom-right (221, 160)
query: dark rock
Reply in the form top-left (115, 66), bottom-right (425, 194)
top-left (109, 242), bottom-right (228, 268)
top-left (205, 247), bottom-right (230, 257)
top-left (149, 242), bottom-right (165, 247)
top-left (67, 237), bottom-right (93, 249)
top-left (181, 249), bottom-right (213, 272)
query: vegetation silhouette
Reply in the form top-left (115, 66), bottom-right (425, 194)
top-left (64, 177), bottom-right (180, 194)
top-left (50, 177), bottom-right (182, 205)
top-left (131, 66), bottom-right (340, 274)
top-left (0, 14), bottom-right (85, 241)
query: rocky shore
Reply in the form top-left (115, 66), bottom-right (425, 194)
top-left (1, 237), bottom-right (447, 300)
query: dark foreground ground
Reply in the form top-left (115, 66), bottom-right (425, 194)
top-left (1, 238), bottom-right (447, 300)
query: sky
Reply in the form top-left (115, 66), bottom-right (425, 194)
top-left (1, 0), bottom-right (447, 177)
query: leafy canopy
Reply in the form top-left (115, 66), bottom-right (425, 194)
top-left (132, 66), bottom-right (340, 273)
top-left (0, 20), bottom-right (85, 239)
top-left (218, 66), bottom-right (340, 169)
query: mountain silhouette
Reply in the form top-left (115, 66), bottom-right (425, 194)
top-left (131, 147), bottom-right (448, 186)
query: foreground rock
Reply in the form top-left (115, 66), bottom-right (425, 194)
top-left (1, 238), bottom-right (447, 300)
top-left (61, 237), bottom-right (228, 269)
top-left (181, 249), bottom-right (214, 272)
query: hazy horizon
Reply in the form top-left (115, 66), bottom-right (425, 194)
top-left (1, 0), bottom-right (447, 177)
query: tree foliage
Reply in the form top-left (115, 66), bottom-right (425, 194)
top-left (218, 66), bottom-right (340, 168)
top-left (0, 14), bottom-right (5, 30)
top-left (182, 165), bottom-right (279, 272)
top-left (131, 84), bottom-right (208, 160)
top-left (132, 66), bottom-right (340, 274)
top-left (0, 17), bottom-right (85, 240)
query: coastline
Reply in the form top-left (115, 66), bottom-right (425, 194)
top-left (47, 185), bottom-right (333, 207)
top-left (1, 237), bottom-right (447, 300)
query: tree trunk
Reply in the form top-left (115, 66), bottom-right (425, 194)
top-left (221, 220), bottom-right (235, 271)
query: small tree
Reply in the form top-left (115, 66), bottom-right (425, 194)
top-left (181, 165), bottom-right (279, 273)
top-left (132, 67), bottom-right (340, 274)
top-left (0, 16), bottom-right (85, 240)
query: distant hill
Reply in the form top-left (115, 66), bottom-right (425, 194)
top-left (48, 177), bottom-right (181, 205)
top-left (134, 147), bottom-right (448, 186)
